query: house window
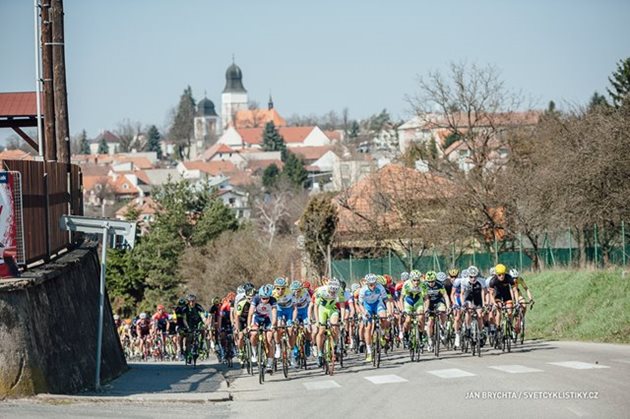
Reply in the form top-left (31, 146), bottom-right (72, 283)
top-left (229, 198), bottom-right (236, 205)
top-left (122, 184), bottom-right (128, 190)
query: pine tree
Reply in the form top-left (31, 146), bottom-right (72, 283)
top-left (261, 121), bottom-right (287, 160)
top-left (282, 152), bottom-right (308, 188)
top-left (262, 163), bottom-right (281, 188)
top-left (97, 137), bottom-right (109, 154)
top-left (147, 125), bottom-right (163, 159)
top-left (169, 86), bottom-right (196, 160)
top-left (588, 91), bottom-right (609, 112)
top-left (607, 58), bottom-right (630, 108)
top-left (79, 129), bottom-right (90, 154)
top-left (190, 199), bottom-right (239, 247)
top-left (348, 120), bottom-right (360, 139)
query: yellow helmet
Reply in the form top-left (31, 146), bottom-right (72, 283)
top-left (495, 264), bottom-right (507, 275)
top-left (377, 275), bottom-right (387, 285)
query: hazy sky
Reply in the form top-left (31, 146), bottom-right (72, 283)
top-left (1, 0), bottom-right (629, 143)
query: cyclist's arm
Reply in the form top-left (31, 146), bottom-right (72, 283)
top-left (441, 289), bottom-right (450, 310)
top-left (271, 306), bottom-right (278, 327)
top-left (247, 304), bottom-right (254, 327)
top-left (521, 279), bottom-right (533, 301)
top-left (292, 305), bottom-right (298, 323)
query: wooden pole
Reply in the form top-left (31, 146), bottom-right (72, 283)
top-left (51, 0), bottom-right (70, 164)
top-left (41, 1), bottom-right (56, 161)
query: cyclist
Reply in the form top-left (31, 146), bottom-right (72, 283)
top-left (488, 263), bottom-right (519, 338)
top-left (292, 280), bottom-right (313, 361)
top-left (314, 278), bottom-right (345, 367)
top-left (234, 286), bottom-right (255, 365)
top-left (460, 266), bottom-right (488, 345)
top-left (510, 268), bottom-right (534, 335)
top-left (216, 292), bottom-right (235, 362)
top-left (135, 312), bottom-right (151, 358)
top-left (347, 282), bottom-right (361, 351)
top-left (248, 284), bottom-right (278, 372)
top-left (401, 269), bottom-right (428, 348)
top-left (182, 294), bottom-right (205, 364)
top-left (448, 268), bottom-right (464, 348)
top-left (273, 277), bottom-right (297, 366)
top-left (358, 273), bottom-right (389, 362)
top-left (424, 271), bottom-right (450, 351)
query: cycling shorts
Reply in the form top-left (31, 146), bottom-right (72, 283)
top-left (428, 300), bottom-right (447, 313)
top-left (252, 314), bottom-right (272, 329)
top-left (296, 307), bottom-right (309, 324)
top-left (318, 304), bottom-right (340, 326)
top-left (363, 300), bottom-right (387, 317)
top-left (403, 294), bottom-right (424, 314)
top-left (277, 306), bottom-right (294, 326)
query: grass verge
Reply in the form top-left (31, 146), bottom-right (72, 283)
top-left (524, 269), bottom-right (630, 343)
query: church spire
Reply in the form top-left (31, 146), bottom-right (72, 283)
top-left (268, 92), bottom-right (274, 110)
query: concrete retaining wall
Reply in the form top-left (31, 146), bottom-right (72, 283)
top-left (0, 243), bottom-right (127, 398)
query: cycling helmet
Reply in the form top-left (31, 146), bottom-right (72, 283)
top-left (495, 263), bottom-right (507, 275)
top-left (212, 297), bottom-right (220, 305)
top-left (259, 284), bottom-right (274, 298)
top-left (186, 294), bottom-right (197, 302)
top-left (113, 314), bottom-right (120, 320)
top-left (468, 265), bottom-right (480, 277)
top-left (274, 277), bottom-right (287, 287)
top-left (328, 278), bottom-right (341, 292)
top-left (436, 272), bottom-right (447, 283)
top-left (236, 285), bottom-right (245, 295)
top-left (425, 271), bottom-right (437, 282)
top-left (351, 283), bottom-right (360, 292)
top-left (365, 273), bottom-right (378, 284)
top-left (461, 269), bottom-right (469, 278)
top-left (383, 274), bottom-right (393, 286)
top-left (290, 280), bottom-right (302, 291)
top-left (244, 281), bottom-right (255, 289)
top-left (340, 280), bottom-right (347, 290)
top-left (245, 287), bottom-right (256, 297)
top-left (178, 298), bottom-right (186, 306)
top-left (448, 268), bottom-right (460, 277)
top-left (376, 275), bottom-right (387, 286)
top-left (139, 312), bottom-right (147, 319)
top-left (400, 272), bottom-right (409, 282)
top-left (226, 292), bottom-right (236, 302)
top-left (509, 268), bottom-right (520, 278)
top-left (157, 304), bottom-right (165, 310)
top-left (409, 270), bottom-right (422, 281)
top-left (303, 281), bottom-right (311, 289)
top-left (489, 267), bottom-right (496, 276)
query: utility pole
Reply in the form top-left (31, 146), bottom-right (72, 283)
top-left (51, 0), bottom-right (70, 164)
top-left (41, 1), bottom-right (56, 161)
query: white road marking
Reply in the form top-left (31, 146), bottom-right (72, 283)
top-left (364, 375), bottom-right (408, 384)
top-left (611, 359), bottom-right (630, 365)
top-left (566, 406), bottom-right (587, 417)
top-left (548, 361), bottom-right (609, 370)
top-left (489, 365), bottom-right (543, 374)
top-left (427, 368), bottom-right (476, 379)
top-left (303, 380), bottom-right (341, 390)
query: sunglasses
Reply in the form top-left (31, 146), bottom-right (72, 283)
top-left (261, 296), bottom-right (270, 300)
top-left (275, 287), bottom-right (286, 291)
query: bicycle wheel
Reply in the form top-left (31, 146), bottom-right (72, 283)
top-left (338, 329), bottom-right (345, 368)
top-left (506, 321), bottom-right (512, 353)
top-left (245, 339), bottom-right (253, 375)
top-left (282, 338), bottom-right (289, 378)
top-left (434, 319), bottom-right (440, 358)
top-left (520, 315), bottom-right (526, 345)
top-left (476, 323), bottom-right (482, 358)
top-left (375, 328), bottom-right (382, 368)
top-left (257, 337), bottom-right (265, 384)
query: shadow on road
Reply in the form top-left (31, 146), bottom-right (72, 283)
top-left (82, 360), bottom-right (226, 396)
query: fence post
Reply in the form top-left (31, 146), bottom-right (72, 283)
top-left (409, 241), bottom-right (413, 271)
top-left (519, 233), bottom-right (523, 272)
top-left (388, 248), bottom-right (392, 275)
top-left (493, 234), bottom-right (499, 265)
top-left (568, 228), bottom-right (573, 266)
top-left (622, 221), bottom-right (627, 266)
top-left (546, 232), bottom-right (556, 267)
top-left (451, 243), bottom-right (455, 267)
top-left (472, 248), bottom-right (476, 267)
top-left (368, 258), bottom-right (371, 274)
top-left (594, 224), bottom-right (599, 267)
top-left (43, 171), bottom-right (51, 261)
top-left (349, 254), bottom-right (353, 282)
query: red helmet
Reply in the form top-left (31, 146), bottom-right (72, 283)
top-left (226, 292), bottom-right (236, 302)
top-left (157, 304), bottom-right (165, 310)
top-left (303, 281), bottom-right (311, 290)
top-left (384, 274), bottom-right (393, 286)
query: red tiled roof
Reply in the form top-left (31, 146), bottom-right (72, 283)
top-left (291, 146), bottom-right (333, 162)
top-left (79, 163), bottom-right (110, 177)
top-left (115, 156), bottom-right (153, 170)
top-left (82, 175), bottom-right (109, 191)
top-left (110, 175), bottom-right (139, 194)
top-left (94, 130), bottom-right (121, 144)
top-left (246, 159), bottom-right (283, 174)
top-left (115, 197), bottom-right (157, 218)
top-left (226, 170), bottom-right (254, 186)
top-left (237, 126), bottom-right (315, 145)
top-left (233, 108), bottom-right (286, 129)
top-left (0, 92), bottom-right (41, 117)
top-left (182, 160), bottom-right (238, 175)
top-left (0, 149), bottom-right (34, 160)
top-left (199, 142), bottom-right (237, 160)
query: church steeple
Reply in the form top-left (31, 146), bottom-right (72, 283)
top-left (268, 92), bottom-right (274, 110)
top-left (223, 58), bottom-right (247, 94)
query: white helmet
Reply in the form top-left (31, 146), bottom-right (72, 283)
top-left (509, 268), bottom-right (520, 278)
top-left (467, 266), bottom-right (479, 278)
top-left (328, 278), bottom-right (340, 292)
top-left (139, 312), bottom-right (147, 319)
top-left (365, 273), bottom-right (377, 284)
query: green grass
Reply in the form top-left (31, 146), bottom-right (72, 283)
top-left (524, 269), bottom-right (630, 343)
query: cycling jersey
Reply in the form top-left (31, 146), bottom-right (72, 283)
top-left (460, 278), bottom-right (486, 307)
top-left (425, 282), bottom-right (447, 303)
top-left (152, 311), bottom-right (169, 332)
top-left (489, 274), bottom-right (516, 302)
top-left (358, 283), bottom-right (388, 305)
top-left (183, 303), bottom-right (205, 329)
top-left (401, 279), bottom-right (427, 313)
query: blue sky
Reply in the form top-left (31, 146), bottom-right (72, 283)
top-left (1, 0), bottom-right (629, 142)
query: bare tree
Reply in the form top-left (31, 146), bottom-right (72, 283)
top-left (255, 189), bottom-right (291, 248)
top-left (115, 119), bottom-right (142, 153)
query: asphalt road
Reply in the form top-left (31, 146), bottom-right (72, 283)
top-left (1, 340), bottom-right (629, 418)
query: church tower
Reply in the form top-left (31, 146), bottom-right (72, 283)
top-left (221, 59), bottom-right (248, 129)
top-left (194, 94), bottom-right (221, 146)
